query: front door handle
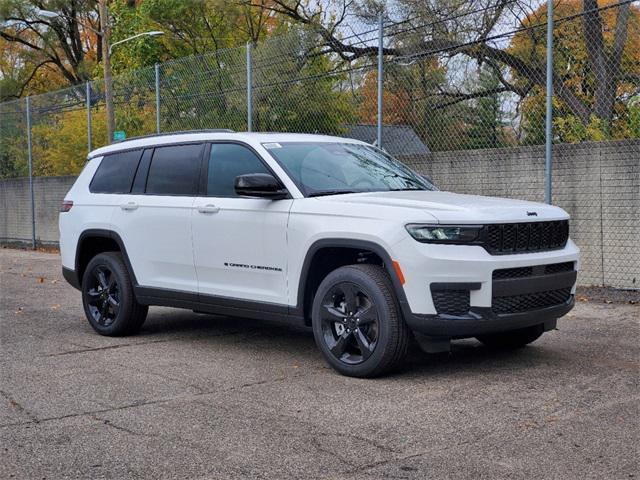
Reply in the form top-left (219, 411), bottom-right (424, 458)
top-left (120, 202), bottom-right (138, 211)
top-left (197, 204), bottom-right (220, 214)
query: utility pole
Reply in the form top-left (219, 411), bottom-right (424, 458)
top-left (544, 0), bottom-right (554, 204)
top-left (377, 12), bottom-right (384, 149)
top-left (246, 42), bottom-right (253, 132)
top-left (98, 0), bottom-right (114, 144)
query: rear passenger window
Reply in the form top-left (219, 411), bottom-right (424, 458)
top-left (145, 144), bottom-right (203, 196)
top-left (90, 150), bottom-right (142, 194)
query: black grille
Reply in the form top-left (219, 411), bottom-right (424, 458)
top-left (492, 266), bottom-right (534, 279)
top-left (493, 261), bottom-right (575, 280)
top-left (483, 221), bottom-right (569, 255)
top-left (431, 289), bottom-right (470, 315)
top-left (544, 262), bottom-right (574, 274)
top-left (492, 288), bottom-right (572, 314)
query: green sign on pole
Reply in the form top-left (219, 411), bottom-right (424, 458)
top-left (113, 130), bottom-right (126, 141)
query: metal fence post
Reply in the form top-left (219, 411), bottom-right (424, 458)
top-left (26, 97), bottom-right (36, 249)
top-left (155, 63), bottom-right (161, 134)
top-left (246, 42), bottom-right (253, 132)
top-left (377, 12), bottom-right (384, 148)
top-left (86, 82), bottom-right (92, 153)
top-left (545, 0), bottom-right (554, 204)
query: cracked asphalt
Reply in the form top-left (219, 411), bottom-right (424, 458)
top-left (1, 248), bottom-right (639, 480)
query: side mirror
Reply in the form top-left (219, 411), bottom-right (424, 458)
top-left (234, 173), bottom-right (288, 199)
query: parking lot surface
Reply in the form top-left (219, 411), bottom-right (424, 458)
top-left (1, 248), bottom-right (638, 479)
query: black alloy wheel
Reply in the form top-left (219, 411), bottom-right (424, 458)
top-left (319, 282), bottom-right (379, 365)
top-left (81, 252), bottom-right (148, 336)
top-left (85, 265), bottom-right (120, 328)
top-left (312, 264), bottom-right (410, 377)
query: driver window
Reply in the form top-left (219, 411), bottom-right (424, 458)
top-left (207, 143), bottom-right (270, 197)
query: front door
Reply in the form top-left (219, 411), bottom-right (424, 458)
top-left (192, 142), bottom-right (292, 305)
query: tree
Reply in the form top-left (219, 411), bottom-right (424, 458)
top-left (510, 0), bottom-right (640, 142)
top-left (0, 0), bottom-right (100, 99)
top-left (251, 0), bottom-right (639, 140)
top-left (250, 26), bottom-right (357, 134)
top-left (462, 64), bottom-right (511, 149)
top-left (108, 0), bottom-right (279, 72)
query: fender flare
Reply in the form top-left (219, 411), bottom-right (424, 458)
top-left (75, 229), bottom-right (139, 286)
top-left (292, 238), bottom-right (411, 320)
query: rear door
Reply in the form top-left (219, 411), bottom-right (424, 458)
top-left (192, 142), bottom-right (292, 305)
top-left (111, 143), bottom-right (203, 293)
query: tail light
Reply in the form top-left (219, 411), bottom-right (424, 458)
top-left (60, 200), bottom-right (73, 212)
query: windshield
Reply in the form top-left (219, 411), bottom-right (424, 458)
top-left (263, 142), bottom-right (437, 197)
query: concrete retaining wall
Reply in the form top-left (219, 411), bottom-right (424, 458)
top-left (0, 176), bottom-right (76, 246)
top-left (400, 140), bottom-right (639, 289)
top-left (1, 140), bottom-right (638, 288)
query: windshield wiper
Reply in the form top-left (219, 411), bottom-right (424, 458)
top-left (389, 187), bottom-right (425, 191)
top-left (308, 189), bottom-right (362, 197)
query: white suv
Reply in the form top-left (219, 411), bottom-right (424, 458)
top-left (60, 130), bottom-right (579, 377)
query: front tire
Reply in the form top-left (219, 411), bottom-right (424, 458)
top-left (81, 252), bottom-right (148, 336)
top-left (311, 264), bottom-right (410, 378)
top-left (476, 324), bottom-right (545, 349)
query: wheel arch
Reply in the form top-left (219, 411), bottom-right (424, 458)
top-left (294, 239), bottom-right (410, 325)
top-left (75, 229), bottom-right (138, 287)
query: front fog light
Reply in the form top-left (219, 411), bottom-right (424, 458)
top-left (405, 224), bottom-right (481, 243)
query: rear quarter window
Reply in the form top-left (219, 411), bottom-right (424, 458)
top-left (89, 150), bottom-right (143, 194)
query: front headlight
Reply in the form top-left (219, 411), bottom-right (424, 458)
top-left (405, 224), bottom-right (482, 243)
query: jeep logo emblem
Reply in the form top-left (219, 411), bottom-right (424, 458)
top-left (527, 211), bottom-right (538, 216)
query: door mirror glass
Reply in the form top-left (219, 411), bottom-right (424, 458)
top-left (234, 173), bottom-right (288, 199)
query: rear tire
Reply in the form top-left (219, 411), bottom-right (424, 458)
top-left (476, 324), bottom-right (545, 349)
top-left (311, 264), bottom-right (410, 378)
top-left (81, 252), bottom-right (148, 336)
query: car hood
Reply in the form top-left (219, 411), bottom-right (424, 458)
top-left (316, 190), bottom-right (569, 224)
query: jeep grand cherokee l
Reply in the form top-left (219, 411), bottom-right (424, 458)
top-left (59, 130), bottom-right (579, 377)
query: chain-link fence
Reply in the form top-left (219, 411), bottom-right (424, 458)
top-left (0, 1), bottom-right (638, 288)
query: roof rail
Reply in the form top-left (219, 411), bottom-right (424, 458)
top-left (111, 129), bottom-right (235, 144)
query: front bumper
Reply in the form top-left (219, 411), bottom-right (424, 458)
top-left (62, 267), bottom-right (81, 290)
top-left (404, 295), bottom-right (573, 337)
top-left (393, 237), bottom-right (579, 337)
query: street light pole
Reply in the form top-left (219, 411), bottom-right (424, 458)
top-left (98, 0), bottom-right (115, 144)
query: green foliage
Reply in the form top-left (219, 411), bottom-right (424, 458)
top-left (461, 66), bottom-right (511, 150)
top-left (629, 99), bottom-right (640, 139)
top-left (252, 29), bottom-right (356, 135)
top-left (108, 0), bottom-right (277, 73)
top-left (0, 107), bottom-right (28, 177)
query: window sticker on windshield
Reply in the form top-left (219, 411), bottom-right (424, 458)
top-left (262, 142), bottom-right (282, 149)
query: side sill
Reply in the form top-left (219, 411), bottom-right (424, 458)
top-left (134, 286), bottom-right (306, 327)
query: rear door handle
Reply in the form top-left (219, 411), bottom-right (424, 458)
top-left (120, 202), bottom-right (138, 211)
top-left (197, 204), bottom-right (220, 214)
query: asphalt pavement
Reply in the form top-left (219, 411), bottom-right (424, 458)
top-left (1, 248), bottom-right (638, 479)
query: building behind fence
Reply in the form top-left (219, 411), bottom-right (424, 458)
top-left (0, 1), bottom-right (638, 288)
